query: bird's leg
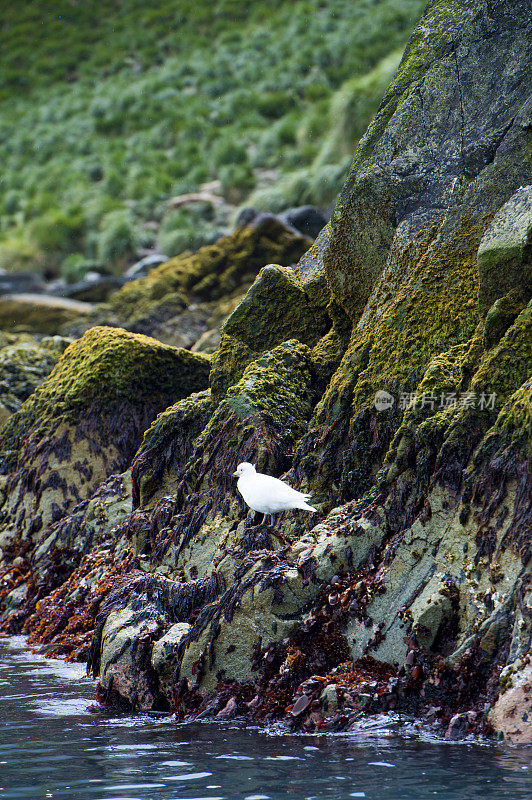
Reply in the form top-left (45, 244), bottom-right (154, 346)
top-left (262, 512), bottom-right (268, 526)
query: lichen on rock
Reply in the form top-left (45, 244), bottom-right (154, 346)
top-left (477, 185), bottom-right (532, 314)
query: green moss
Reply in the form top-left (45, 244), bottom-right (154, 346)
top-left (1, 326), bottom-right (211, 452)
top-left (209, 335), bottom-right (260, 401)
top-left (385, 300), bottom-right (531, 493)
top-left (209, 264), bottom-right (331, 399)
top-left (293, 209), bottom-right (493, 503)
top-left (191, 339), bottom-right (315, 487)
top-left (472, 301), bottom-right (532, 402)
top-left (387, 0), bottom-right (464, 95)
top-left (99, 218), bottom-right (311, 328)
top-left (483, 290), bottom-right (530, 350)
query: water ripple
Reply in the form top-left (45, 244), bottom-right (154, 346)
top-left (1, 636), bottom-right (531, 800)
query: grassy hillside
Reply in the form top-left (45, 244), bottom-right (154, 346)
top-left (0, 0), bottom-right (425, 279)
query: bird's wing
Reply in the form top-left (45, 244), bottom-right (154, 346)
top-left (255, 473), bottom-right (309, 502)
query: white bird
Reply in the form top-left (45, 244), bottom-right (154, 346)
top-left (233, 462), bottom-right (317, 525)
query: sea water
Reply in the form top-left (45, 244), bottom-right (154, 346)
top-left (0, 635), bottom-right (530, 800)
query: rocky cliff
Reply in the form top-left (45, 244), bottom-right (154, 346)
top-left (0, 0), bottom-right (530, 743)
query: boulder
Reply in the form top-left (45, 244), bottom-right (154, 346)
top-left (99, 606), bottom-right (164, 710)
top-left (0, 327), bottom-right (211, 549)
top-left (278, 206), bottom-right (328, 239)
top-left (210, 264), bottom-right (330, 397)
top-left (0, 272), bottom-right (46, 296)
top-left (151, 622), bottom-right (191, 698)
top-left (0, 333), bottom-right (72, 424)
top-left (56, 275), bottom-right (126, 303)
top-left (0, 294), bottom-right (93, 334)
top-left (131, 389), bottom-right (216, 510)
top-left (90, 571), bottom-right (225, 709)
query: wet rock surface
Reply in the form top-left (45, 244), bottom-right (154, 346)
top-left (0, 0), bottom-right (530, 744)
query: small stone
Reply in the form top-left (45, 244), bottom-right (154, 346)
top-left (291, 694), bottom-right (311, 716)
top-left (216, 697), bottom-right (237, 719)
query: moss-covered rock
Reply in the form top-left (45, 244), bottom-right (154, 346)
top-left (210, 264), bottom-right (331, 397)
top-left (287, 0), bottom-right (532, 504)
top-left (2, 0), bottom-right (530, 737)
top-left (164, 0), bottom-right (532, 716)
top-left (148, 339), bottom-right (317, 579)
top-left (0, 327), bottom-right (211, 551)
top-left (68, 216), bottom-right (312, 348)
top-left (31, 471), bottom-right (133, 590)
top-left (90, 571), bottom-right (225, 709)
top-left (131, 389), bottom-right (216, 510)
top-left (0, 332), bottom-right (72, 425)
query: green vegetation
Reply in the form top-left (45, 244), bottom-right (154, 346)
top-left (0, 0), bottom-right (425, 278)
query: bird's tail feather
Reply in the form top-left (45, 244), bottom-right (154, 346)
top-left (299, 501), bottom-right (317, 513)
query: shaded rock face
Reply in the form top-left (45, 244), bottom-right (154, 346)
top-left (131, 390), bottom-right (216, 510)
top-left (0, 0), bottom-right (530, 742)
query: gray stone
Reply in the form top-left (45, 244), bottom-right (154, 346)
top-left (56, 275), bottom-right (126, 303)
top-left (0, 273), bottom-right (46, 296)
top-left (99, 607), bottom-right (162, 710)
top-left (124, 254), bottom-right (169, 280)
top-left (278, 206), bottom-right (328, 239)
top-left (478, 185), bottom-right (532, 313)
top-left (320, 683), bottom-right (339, 712)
